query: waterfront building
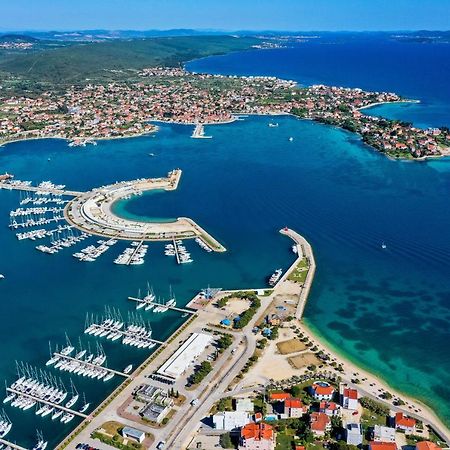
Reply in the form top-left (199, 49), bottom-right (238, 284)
top-left (310, 381), bottom-right (335, 401)
top-left (340, 383), bottom-right (359, 410)
top-left (395, 412), bottom-right (416, 433)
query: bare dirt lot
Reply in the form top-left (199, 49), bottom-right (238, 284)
top-left (276, 338), bottom-right (307, 355)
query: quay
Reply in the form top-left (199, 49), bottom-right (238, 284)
top-left (64, 169), bottom-right (226, 251)
top-left (54, 353), bottom-right (130, 378)
top-left (0, 438), bottom-right (28, 450)
top-left (128, 296), bottom-right (196, 315)
top-left (279, 227), bottom-right (316, 318)
top-left (6, 387), bottom-right (88, 419)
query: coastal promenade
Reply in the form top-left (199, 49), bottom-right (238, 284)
top-left (63, 169), bottom-right (226, 251)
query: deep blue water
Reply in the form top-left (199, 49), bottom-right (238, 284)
top-left (0, 37), bottom-right (449, 447)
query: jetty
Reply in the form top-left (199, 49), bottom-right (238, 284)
top-left (53, 353), bottom-right (130, 378)
top-left (128, 296), bottom-right (195, 315)
top-left (6, 387), bottom-right (88, 418)
top-left (279, 227), bottom-right (316, 318)
top-left (0, 438), bottom-right (28, 450)
top-left (0, 180), bottom-right (82, 197)
top-left (191, 124), bottom-right (212, 139)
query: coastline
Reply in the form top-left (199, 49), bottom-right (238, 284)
top-left (300, 318), bottom-right (450, 442)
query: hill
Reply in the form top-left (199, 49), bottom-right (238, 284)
top-left (0, 35), bottom-right (259, 85)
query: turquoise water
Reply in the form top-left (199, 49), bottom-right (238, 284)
top-left (1, 117), bottom-right (449, 447)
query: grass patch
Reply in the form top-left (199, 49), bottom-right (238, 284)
top-left (288, 258), bottom-right (309, 283)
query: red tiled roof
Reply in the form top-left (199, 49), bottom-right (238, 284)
top-left (296, 446), bottom-right (306, 450)
top-left (312, 383), bottom-right (335, 396)
top-left (344, 388), bottom-right (358, 399)
top-left (285, 398), bottom-right (304, 409)
top-left (310, 412), bottom-right (330, 431)
top-left (320, 401), bottom-right (339, 410)
top-left (416, 442), bottom-right (441, 450)
top-left (395, 412), bottom-right (416, 428)
top-left (241, 423), bottom-right (274, 441)
top-left (270, 392), bottom-right (291, 401)
top-left (370, 442), bottom-right (397, 450)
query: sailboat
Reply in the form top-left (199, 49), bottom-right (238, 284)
top-left (79, 393), bottom-right (90, 413)
top-left (65, 380), bottom-right (79, 409)
top-left (381, 241), bottom-right (387, 249)
top-left (32, 431), bottom-right (48, 450)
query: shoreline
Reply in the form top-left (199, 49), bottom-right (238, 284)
top-left (300, 318), bottom-right (450, 442)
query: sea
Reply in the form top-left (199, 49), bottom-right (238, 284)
top-left (0, 34), bottom-right (449, 447)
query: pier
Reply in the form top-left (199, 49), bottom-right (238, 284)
top-left (173, 238), bottom-right (181, 264)
top-left (127, 240), bottom-right (144, 266)
top-left (191, 123), bottom-right (212, 139)
top-left (279, 227), bottom-right (316, 319)
top-left (0, 181), bottom-right (82, 197)
top-left (87, 324), bottom-right (166, 347)
top-left (6, 387), bottom-right (88, 419)
top-left (54, 353), bottom-right (130, 378)
top-left (0, 438), bottom-right (28, 450)
top-left (128, 296), bottom-right (196, 315)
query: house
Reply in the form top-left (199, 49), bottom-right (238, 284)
top-left (213, 411), bottom-right (251, 431)
top-left (310, 412), bottom-right (331, 436)
top-left (319, 401), bottom-right (340, 416)
top-left (284, 398), bottom-right (307, 418)
top-left (395, 412), bottom-right (416, 433)
top-left (121, 426), bottom-right (145, 443)
top-left (239, 423), bottom-right (275, 450)
top-left (340, 384), bottom-right (359, 410)
top-left (310, 381), bottom-right (335, 401)
top-left (373, 425), bottom-right (396, 442)
top-left (269, 392), bottom-right (291, 402)
top-left (236, 398), bottom-right (254, 413)
top-left (346, 423), bottom-right (363, 446)
top-left (416, 442), bottom-right (442, 450)
top-left (369, 442), bottom-right (397, 450)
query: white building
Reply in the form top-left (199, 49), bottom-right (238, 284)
top-left (236, 398), bottom-right (254, 413)
top-left (373, 425), bottom-right (396, 443)
top-left (157, 332), bottom-right (213, 379)
top-left (213, 411), bottom-right (251, 431)
top-left (346, 423), bottom-right (363, 446)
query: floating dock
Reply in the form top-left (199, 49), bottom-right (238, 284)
top-left (128, 296), bottom-right (195, 315)
top-left (53, 353), bottom-right (130, 378)
top-left (6, 387), bottom-right (88, 419)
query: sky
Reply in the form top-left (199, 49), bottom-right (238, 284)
top-left (1, 0), bottom-right (449, 32)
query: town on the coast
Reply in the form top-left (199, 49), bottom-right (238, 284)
top-left (0, 24), bottom-right (449, 450)
top-left (0, 68), bottom-right (449, 159)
